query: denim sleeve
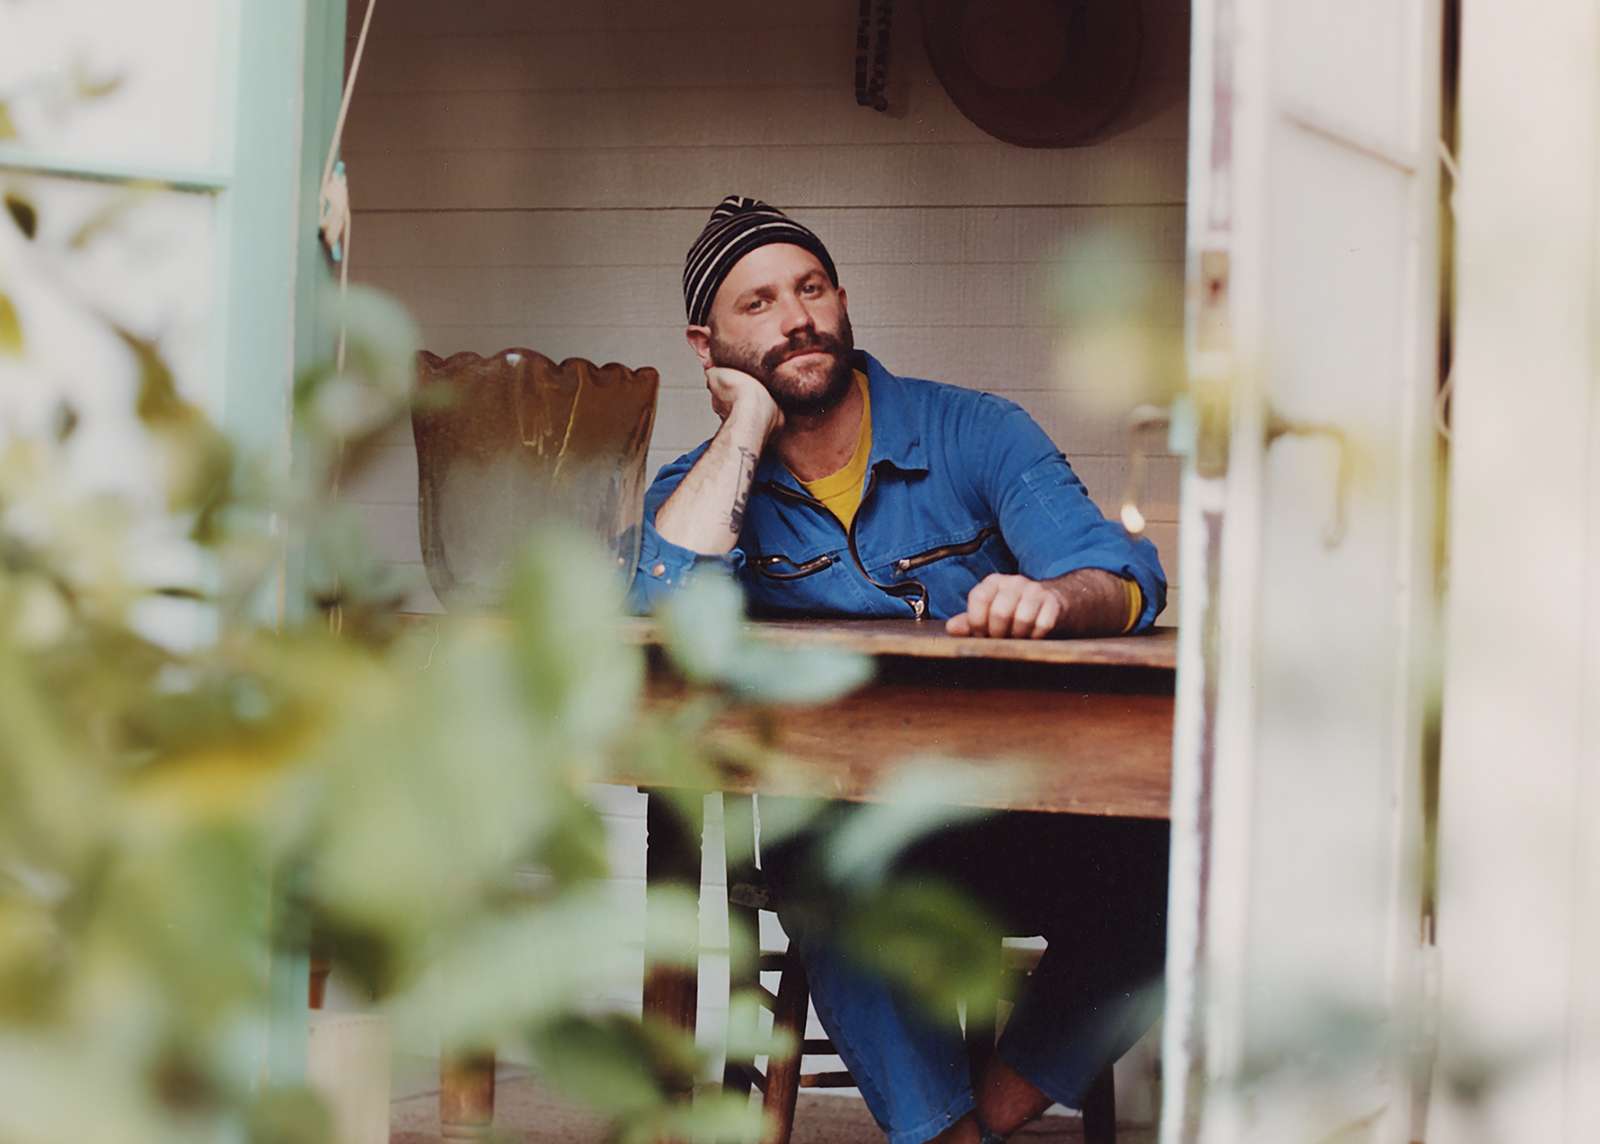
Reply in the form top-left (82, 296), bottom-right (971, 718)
top-left (625, 445), bottom-right (748, 615)
top-left (970, 395), bottom-right (1168, 631)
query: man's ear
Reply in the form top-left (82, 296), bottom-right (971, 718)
top-left (837, 285), bottom-right (848, 314)
top-left (685, 325), bottom-right (713, 369)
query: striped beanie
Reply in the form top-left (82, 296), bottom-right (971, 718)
top-left (682, 195), bottom-right (838, 326)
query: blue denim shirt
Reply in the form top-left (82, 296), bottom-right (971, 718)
top-left (627, 351), bottom-right (1166, 628)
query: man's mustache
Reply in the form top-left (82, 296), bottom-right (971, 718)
top-left (761, 330), bottom-right (846, 373)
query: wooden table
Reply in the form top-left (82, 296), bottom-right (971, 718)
top-left (439, 618), bottom-right (1177, 1139)
top-left (625, 618), bottom-right (1175, 815)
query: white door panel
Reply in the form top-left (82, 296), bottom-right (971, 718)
top-left (1273, 0), bottom-right (1415, 157)
top-left (1163, 0), bottom-right (1441, 1140)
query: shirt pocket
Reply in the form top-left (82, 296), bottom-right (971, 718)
top-left (888, 524), bottom-right (1002, 576)
top-left (745, 549), bottom-right (849, 617)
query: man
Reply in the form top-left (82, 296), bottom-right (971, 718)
top-left (629, 196), bottom-right (1169, 1144)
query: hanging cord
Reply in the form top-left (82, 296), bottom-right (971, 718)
top-left (317, 0), bottom-right (379, 635)
top-left (320, 0), bottom-right (378, 373)
top-left (1435, 138), bottom-right (1458, 442)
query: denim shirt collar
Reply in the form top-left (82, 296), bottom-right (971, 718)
top-left (752, 350), bottom-right (928, 494)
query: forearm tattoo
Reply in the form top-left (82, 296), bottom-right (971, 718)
top-left (729, 446), bottom-right (758, 534)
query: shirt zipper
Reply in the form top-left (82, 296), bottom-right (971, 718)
top-left (892, 524), bottom-right (999, 574)
top-left (758, 470), bottom-right (929, 619)
top-left (754, 553), bottom-right (835, 580)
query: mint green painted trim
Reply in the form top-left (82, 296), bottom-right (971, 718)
top-left (0, 146), bottom-right (230, 191)
top-left (281, 0), bottom-right (349, 629)
top-left (216, 2), bottom-right (308, 459)
top-left (216, 0), bottom-right (314, 1088)
top-left (263, 0), bottom-right (346, 1084)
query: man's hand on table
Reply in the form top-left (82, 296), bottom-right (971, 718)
top-left (945, 569), bottom-right (1134, 639)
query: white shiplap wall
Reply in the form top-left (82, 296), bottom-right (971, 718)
top-left (339, 0), bottom-right (1185, 1108)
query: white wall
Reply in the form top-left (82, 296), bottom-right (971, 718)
top-left (337, 0), bottom-right (1187, 1108)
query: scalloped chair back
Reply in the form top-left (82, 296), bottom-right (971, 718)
top-left (412, 349), bottom-right (659, 611)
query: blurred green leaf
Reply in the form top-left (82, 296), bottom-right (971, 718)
top-left (96, 826), bottom-right (271, 1028)
top-left (824, 762), bottom-right (1010, 890)
top-left (0, 102), bottom-right (15, 140)
top-left (526, 789), bottom-right (610, 884)
top-left (117, 327), bottom-right (185, 424)
top-left (659, 575), bottom-right (870, 704)
top-left (0, 639), bottom-right (100, 873)
top-left (304, 634), bottom-right (555, 942)
top-left (246, 1085), bottom-right (334, 1144)
top-left (300, 504), bottom-right (414, 629)
top-left (740, 794), bottom-right (826, 854)
top-left (0, 1036), bottom-right (173, 1141)
top-left (658, 573), bottom-right (744, 682)
top-left (384, 887), bottom-right (701, 1047)
top-left (842, 880), bottom-right (1006, 1021)
top-left (110, 327), bottom-right (240, 516)
top-left (726, 642), bottom-right (872, 705)
top-left (0, 291), bottom-right (22, 356)
top-left (529, 1014), bottom-right (698, 1120)
top-left (4, 193), bottom-right (37, 240)
top-left (324, 285), bottom-right (420, 401)
top-left (722, 989), bottom-right (794, 1066)
top-left (0, 893), bottom-right (63, 1023)
top-left (506, 526), bottom-right (642, 753)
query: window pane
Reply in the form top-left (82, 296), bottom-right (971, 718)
top-left (0, 0), bottom-right (228, 172)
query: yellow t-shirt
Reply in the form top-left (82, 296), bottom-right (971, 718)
top-left (800, 371), bottom-right (872, 532)
top-left (802, 370), bottom-right (1143, 632)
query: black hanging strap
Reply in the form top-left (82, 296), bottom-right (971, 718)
top-left (854, 0), bottom-right (894, 113)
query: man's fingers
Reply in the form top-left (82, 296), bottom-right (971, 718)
top-left (1031, 593), bottom-right (1062, 639)
top-left (984, 585), bottom-right (1022, 638)
top-left (950, 576), bottom-right (1061, 640)
top-left (963, 576), bottom-right (1000, 632)
top-left (1011, 590), bottom-right (1044, 638)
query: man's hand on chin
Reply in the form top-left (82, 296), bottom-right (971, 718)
top-left (945, 569), bottom-right (1133, 639)
top-left (705, 366), bottom-right (783, 439)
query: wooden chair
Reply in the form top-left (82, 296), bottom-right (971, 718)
top-left (719, 796), bottom-right (1118, 1144)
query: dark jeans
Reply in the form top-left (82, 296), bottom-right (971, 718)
top-left (762, 805), bottom-right (1170, 1144)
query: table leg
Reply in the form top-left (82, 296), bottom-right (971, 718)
top-left (308, 955), bottom-right (331, 1010)
top-left (439, 1050), bottom-right (495, 1140)
top-left (642, 791), bottom-right (703, 1047)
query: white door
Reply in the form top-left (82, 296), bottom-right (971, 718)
top-left (1161, 1), bottom-right (1443, 1140)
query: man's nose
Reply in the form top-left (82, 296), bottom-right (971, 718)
top-left (776, 293), bottom-right (815, 336)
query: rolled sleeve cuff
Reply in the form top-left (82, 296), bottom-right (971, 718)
top-left (627, 518), bottom-right (746, 613)
top-left (1031, 547), bottom-right (1168, 634)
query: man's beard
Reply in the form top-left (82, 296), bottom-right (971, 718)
top-left (710, 314), bottom-right (856, 419)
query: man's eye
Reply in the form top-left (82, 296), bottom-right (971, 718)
top-left (801, 282), bottom-right (822, 296)
top-left (745, 299), bottom-right (767, 313)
